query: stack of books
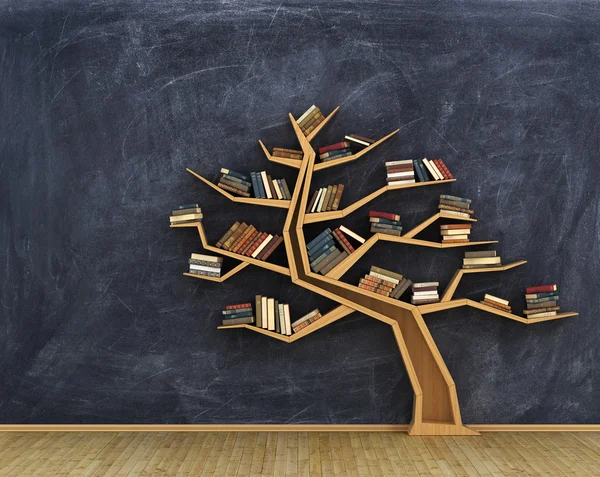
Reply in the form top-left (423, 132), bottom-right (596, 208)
top-left (440, 223), bottom-right (472, 244)
top-left (319, 141), bottom-right (353, 162)
top-left (358, 266), bottom-right (411, 299)
top-left (439, 195), bottom-right (474, 220)
top-left (221, 302), bottom-right (254, 326)
top-left (413, 158), bottom-right (454, 182)
top-left (385, 160), bottom-right (415, 185)
top-left (462, 250), bottom-right (502, 269)
top-left (291, 309), bottom-right (322, 333)
top-left (306, 184), bottom-right (345, 213)
top-left (297, 105), bottom-right (326, 136)
top-left (216, 222), bottom-right (283, 261)
top-left (523, 284), bottom-right (560, 318)
top-left (344, 134), bottom-right (374, 148)
top-left (255, 295), bottom-right (292, 335)
top-left (271, 147), bottom-right (303, 161)
top-left (188, 253), bottom-right (223, 278)
top-left (217, 169), bottom-right (252, 197)
top-left (306, 229), bottom-right (349, 275)
top-left (411, 282), bottom-right (440, 304)
top-left (369, 211), bottom-right (402, 236)
top-left (249, 170), bottom-right (292, 200)
top-left (169, 204), bottom-right (203, 225)
top-left (481, 294), bottom-right (512, 313)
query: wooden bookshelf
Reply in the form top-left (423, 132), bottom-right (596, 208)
top-left (171, 104), bottom-right (578, 436)
top-left (183, 262), bottom-right (249, 283)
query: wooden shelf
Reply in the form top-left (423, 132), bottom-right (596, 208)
top-left (303, 106), bottom-right (340, 142)
top-left (258, 140), bottom-right (301, 169)
top-left (217, 324), bottom-right (290, 342)
top-left (313, 129), bottom-right (399, 171)
top-left (403, 211), bottom-right (477, 239)
top-left (379, 234), bottom-right (498, 249)
top-left (182, 262), bottom-right (249, 283)
top-left (186, 168), bottom-right (290, 209)
top-left (304, 180), bottom-right (457, 224)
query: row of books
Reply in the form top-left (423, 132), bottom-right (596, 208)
top-left (306, 184), bottom-right (345, 213)
top-left (441, 222), bottom-right (471, 244)
top-left (385, 158), bottom-right (455, 186)
top-left (415, 158), bottom-right (454, 182)
top-left (221, 302), bottom-right (256, 326)
top-left (462, 250), bottom-right (501, 269)
top-left (218, 168), bottom-right (292, 200)
top-left (411, 282), bottom-right (440, 304)
top-left (523, 284), bottom-right (560, 318)
top-left (481, 294), bottom-right (511, 313)
top-left (270, 147), bottom-right (302, 160)
top-left (188, 253), bottom-right (223, 278)
top-left (215, 222), bottom-right (283, 261)
top-left (439, 194), bottom-right (474, 220)
top-left (297, 105), bottom-right (326, 136)
top-left (169, 204), bottom-right (203, 225)
top-left (369, 210), bottom-right (402, 237)
top-left (358, 266), bottom-right (412, 299)
top-left (306, 226), bottom-right (364, 274)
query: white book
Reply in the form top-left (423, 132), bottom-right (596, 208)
top-left (272, 179), bottom-right (283, 199)
top-left (317, 187), bottom-right (328, 212)
top-left (413, 282), bottom-right (439, 288)
top-left (369, 271), bottom-right (400, 284)
top-left (463, 257), bottom-right (502, 265)
top-left (484, 294), bottom-right (509, 306)
top-left (190, 253), bottom-right (223, 262)
top-left (441, 229), bottom-right (472, 236)
top-left (267, 298), bottom-right (275, 331)
top-left (278, 304), bottom-right (286, 335)
top-left (526, 311), bottom-right (557, 318)
top-left (413, 291), bottom-right (439, 297)
top-left (261, 297), bottom-right (268, 329)
top-left (339, 225), bottom-right (365, 244)
top-left (422, 159), bottom-right (442, 180)
top-left (388, 179), bottom-right (416, 185)
top-left (387, 170), bottom-right (414, 178)
top-left (170, 213), bottom-right (203, 222)
top-left (189, 264), bottom-right (222, 273)
top-left (311, 188), bottom-right (324, 213)
top-left (442, 234), bottom-right (469, 240)
top-left (291, 309), bottom-right (320, 328)
top-left (283, 304), bottom-right (292, 335)
top-left (344, 135), bottom-right (370, 146)
top-left (260, 171), bottom-right (272, 198)
top-left (430, 160), bottom-right (445, 180)
top-left (385, 159), bottom-right (413, 166)
top-left (297, 105), bottom-right (316, 124)
top-left (251, 234), bottom-right (273, 258)
top-left (440, 210), bottom-right (471, 219)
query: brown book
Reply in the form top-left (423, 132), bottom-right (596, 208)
top-left (440, 223), bottom-right (472, 230)
top-left (439, 199), bottom-right (470, 209)
top-left (223, 223), bottom-right (248, 250)
top-left (231, 225), bottom-right (255, 252)
top-left (272, 150), bottom-right (303, 160)
top-left (386, 175), bottom-right (414, 182)
top-left (273, 147), bottom-right (303, 155)
top-left (313, 249), bottom-right (341, 273)
top-left (332, 229), bottom-right (352, 255)
top-left (386, 165), bottom-right (414, 173)
top-left (363, 275), bottom-right (396, 289)
top-left (331, 184), bottom-right (345, 211)
top-left (280, 179), bottom-right (292, 200)
top-left (219, 177), bottom-right (250, 192)
top-left (300, 110), bottom-right (322, 130)
top-left (411, 286), bottom-right (437, 293)
top-left (298, 108), bottom-right (321, 127)
top-left (303, 113), bottom-right (325, 134)
top-left (306, 190), bottom-right (319, 213)
top-left (441, 239), bottom-right (470, 243)
top-left (359, 279), bottom-right (394, 293)
top-left (256, 234), bottom-right (279, 260)
top-left (326, 185), bottom-right (338, 211)
top-left (320, 186), bottom-right (332, 212)
top-left (371, 226), bottom-right (402, 236)
top-left (320, 251), bottom-right (348, 275)
top-left (523, 306), bottom-right (560, 315)
top-left (246, 232), bottom-right (268, 256)
top-left (260, 235), bottom-right (284, 261)
top-left (482, 300), bottom-right (512, 313)
top-left (234, 228), bottom-right (258, 254)
top-left (240, 230), bottom-right (262, 255)
top-left (333, 228), bottom-right (355, 252)
top-left (527, 300), bottom-right (557, 309)
top-left (218, 182), bottom-right (251, 197)
top-left (358, 282), bottom-right (391, 296)
top-left (350, 134), bottom-right (374, 144)
top-left (439, 204), bottom-right (474, 214)
top-left (216, 221), bottom-right (240, 248)
top-left (265, 174), bottom-right (277, 199)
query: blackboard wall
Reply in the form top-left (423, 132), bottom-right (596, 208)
top-left (2, 0), bottom-right (599, 424)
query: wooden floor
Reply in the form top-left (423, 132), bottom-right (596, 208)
top-left (1, 432), bottom-right (599, 476)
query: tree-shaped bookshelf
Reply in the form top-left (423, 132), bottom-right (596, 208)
top-left (171, 106), bottom-right (578, 436)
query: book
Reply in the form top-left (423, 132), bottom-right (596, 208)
top-left (223, 223), bottom-right (247, 250)
top-left (316, 187), bottom-right (328, 212)
top-left (272, 150), bottom-right (303, 159)
top-left (350, 134), bottom-right (374, 144)
top-left (322, 185), bottom-right (333, 212)
top-left (307, 231), bottom-right (334, 252)
top-left (462, 264), bottom-right (503, 269)
top-left (222, 174), bottom-right (252, 188)
top-left (428, 160), bottom-right (444, 180)
top-left (274, 300), bottom-right (280, 334)
top-left (189, 259), bottom-right (222, 268)
top-left (250, 172), bottom-right (260, 198)
top-left (273, 147), bottom-right (303, 154)
top-left (333, 228), bottom-right (355, 252)
top-left (526, 311), bottom-right (558, 319)
top-left (331, 184), bottom-right (345, 211)
top-left (332, 229), bottom-right (352, 255)
top-left (304, 113), bottom-right (326, 135)
top-left (369, 211), bottom-right (400, 221)
top-left (413, 282), bottom-right (439, 288)
top-left (278, 303), bottom-right (286, 334)
top-left (339, 225), bottom-right (365, 244)
top-left (255, 295), bottom-right (262, 328)
top-left (442, 234), bottom-right (469, 240)
top-left (220, 168), bottom-right (248, 181)
top-left (372, 223), bottom-right (403, 231)
top-left (300, 109), bottom-right (322, 128)
top-left (319, 142), bottom-right (351, 154)
top-left (439, 198), bottom-right (470, 209)
top-left (321, 151), bottom-right (353, 162)
top-left (309, 245), bottom-right (337, 268)
top-left (412, 159), bottom-right (426, 182)
top-left (371, 226), bottom-right (402, 236)
top-left (306, 190), bottom-right (320, 213)
top-left (441, 239), bottom-right (470, 243)
top-left (307, 238), bottom-right (336, 259)
top-left (245, 232), bottom-right (268, 256)
top-left (439, 204), bottom-right (475, 215)
top-left (171, 207), bottom-right (202, 216)
top-left (189, 264), bottom-right (223, 274)
top-left (525, 284), bottom-right (557, 294)
top-left (222, 308), bottom-right (253, 316)
top-left (231, 226), bottom-right (256, 253)
top-left (370, 218), bottom-right (401, 226)
top-left (280, 179), bottom-right (292, 200)
top-left (387, 170), bottom-right (415, 179)
top-left (174, 203), bottom-right (199, 210)
top-left (260, 236), bottom-right (284, 261)
top-left (388, 179), bottom-right (416, 185)
top-left (320, 251), bottom-right (348, 274)
top-left (267, 298), bottom-right (275, 331)
top-left (440, 224), bottom-right (472, 230)
top-left (363, 274), bottom-right (396, 288)
top-left (222, 316), bottom-right (254, 326)
top-left (463, 257), bottom-right (501, 265)
top-left (525, 291), bottom-right (560, 299)
top-left (440, 195), bottom-right (472, 204)
top-left (260, 171), bottom-right (272, 199)
top-left (359, 283), bottom-right (391, 296)
top-left (441, 230), bottom-right (471, 237)
top-left (483, 299), bottom-right (511, 312)
top-left (526, 295), bottom-right (559, 304)
top-left (261, 296), bottom-right (268, 329)
top-left (310, 189), bottom-right (324, 213)
top-left (345, 135), bottom-right (371, 146)
top-left (307, 229), bottom-right (333, 249)
top-left (370, 266), bottom-right (403, 281)
top-left (218, 182), bottom-right (250, 197)
top-left (188, 269), bottom-right (221, 278)
top-left (435, 159), bottom-right (454, 179)
top-left (391, 278), bottom-right (412, 299)
top-left (413, 291), bottom-right (439, 298)
top-left (251, 234), bottom-right (273, 258)
top-left (369, 271), bottom-right (400, 285)
top-left (422, 159), bottom-right (441, 180)
top-left (313, 249), bottom-right (342, 273)
top-left (527, 300), bottom-right (558, 309)
top-left (283, 304), bottom-right (292, 335)
top-left (169, 213), bottom-right (203, 223)
top-left (297, 105), bottom-right (317, 124)
top-left (265, 174), bottom-right (277, 199)
top-left (292, 313), bottom-right (323, 333)
top-left (439, 210), bottom-right (472, 219)
top-left (255, 172), bottom-right (266, 199)
top-left (522, 306), bottom-right (560, 315)
top-left (291, 309), bottom-right (320, 328)
top-left (464, 250), bottom-right (496, 258)
top-left (326, 185), bottom-right (337, 211)
top-left (240, 231), bottom-right (261, 255)
top-left (320, 148), bottom-right (352, 159)
top-left (411, 297), bottom-right (439, 304)
top-left (484, 294), bottom-right (510, 306)
top-left (272, 179), bottom-right (283, 200)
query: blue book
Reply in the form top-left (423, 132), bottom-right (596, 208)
top-left (370, 223), bottom-right (403, 231)
top-left (176, 203), bottom-right (199, 210)
top-left (255, 173), bottom-right (266, 198)
top-left (412, 160), bottom-right (425, 182)
top-left (322, 151), bottom-right (353, 162)
top-left (307, 234), bottom-right (334, 254)
top-left (250, 173), bottom-right (260, 198)
top-left (419, 160), bottom-right (431, 181)
top-left (440, 194), bottom-right (472, 204)
top-left (308, 238), bottom-right (335, 257)
top-left (222, 308), bottom-right (253, 316)
top-left (370, 218), bottom-right (401, 226)
top-left (526, 295), bottom-right (559, 304)
top-left (526, 291), bottom-right (559, 299)
top-left (310, 245), bottom-right (338, 268)
top-left (220, 168), bottom-right (248, 181)
top-left (320, 148), bottom-right (352, 159)
top-left (223, 311), bottom-right (254, 319)
top-left (306, 228), bottom-right (332, 249)
top-left (222, 174), bottom-right (252, 188)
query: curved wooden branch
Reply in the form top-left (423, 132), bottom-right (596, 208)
top-left (313, 128), bottom-right (399, 171)
top-left (258, 140), bottom-right (302, 169)
top-left (183, 262), bottom-right (249, 283)
top-left (186, 168), bottom-right (291, 209)
top-left (403, 211), bottom-right (477, 239)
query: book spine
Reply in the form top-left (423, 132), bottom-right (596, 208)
top-left (266, 174), bottom-right (276, 199)
top-left (258, 235), bottom-right (283, 261)
top-left (280, 179), bottom-right (292, 200)
top-left (250, 172), bottom-right (260, 198)
top-left (319, 148), bottom-right (352, 159)
top-left (231, 225), bottom-right (256, 253)
top-left (331, 184), bottom-right (345, 211)
top-left (307, 236), bottom-right (335, 257)
top-left (245, 232), bottom-right (267, 256)
top-left (220, 168), bottom-right (248, 181)
top-left (313, 249), bottom-right (341, 273)
top-left (363, 275), bottom-right (396, 289)
top-left (218, 182), bottom-right (251, 197)
top-left (222, 308), bottom-right (253, 316)
top-left (215, 222), bottom-right (240, 248)
top-left (369, 211), bottom-right (400, 221)
top-left (438, 204), bottom-right (474, 214)
top-left (255, 172), bottom-right (266, 198)
top-left (326, 185), bottom-right (337, 212)
top-left (236, 229), bottom-right (259, 254)
top-left (240, 231), bottom-right (262, 255)
top-left (525, 284), bottom-right (557, 294)
top-left (250, 234), bottom-right (273, 258)
top-left (303, 113), bottom-right (325, 134)
top-left (525, 291), bottom-right (559, 299)
top-left (306, 228), bottom-right (333, 249)
top-left (306, 190), bottom-right (319, 213)
top-left (296, 105), bottom-right (316, 124)
top-left (260, 171), bottom-right (272, 199)
top-left (188, 269), bottom-right (221, 278)
top-left (318, 142), bottom-right (351, 154)
top-left (222, 174), bottom-right (252, 188)
top-left (339, 225), bottom-right (365, 244)
top-left (333, 229), bottom-right (355, 253)
top-left (272, 179), bottom-right (283, 200)
top-left (319, 251), bottom-right (348, 275)
top-left (526, 295), bottom-right (559, 304)
top-left (223, 223), bottom-right (247, 250)
top-left (440, 195), bottom-right (472, 204)
top-left (255, 295), bottom-right (262, 328)
top-left (332, 230), bottom-right (352, 255)
top-left (412, 159), bottom-right (425, 182)
top-left (321, 151), bottom-right (352, 162)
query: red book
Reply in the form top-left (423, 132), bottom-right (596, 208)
top-left (226, 303), bottom-right (253, 310)
top-left (525, 284), bottom-right (557, 294)
top-left (318, 142), bottom-right (350, 154)
top-left (246, 232), bottom-right (268, 256)
top-left (368, 211), bottom-right (400, 221)
top-left (333, 228), bottom-right (356, 253)
top-left (436, 159), bottom-right (454, 179)
top-left (433, 160), bottom-right (448, 179)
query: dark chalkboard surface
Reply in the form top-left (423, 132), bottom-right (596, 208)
top-left (2, 0), bottom-right (598, 424)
